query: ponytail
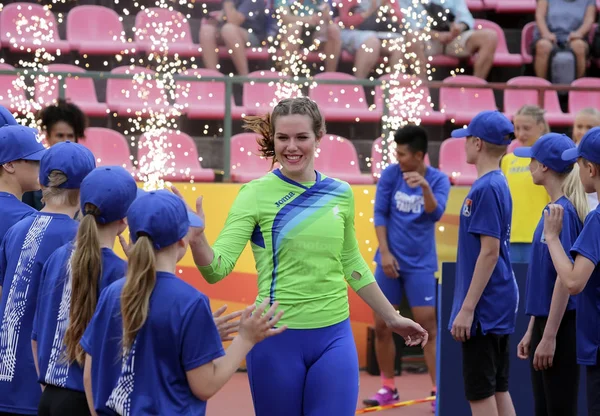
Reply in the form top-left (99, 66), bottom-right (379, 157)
top-left (121, 236), bottom-right (156, 352)
top-left (562, 163), bottom-right (590, 223)
top-left (243, 114), bottom-right (276, 166)
top-left (64, 205), bottom-right (102, 366)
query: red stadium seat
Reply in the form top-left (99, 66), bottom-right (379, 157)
top-left (374, 74), bottom-right (445, 125)
top-left (0, 63), bottom-right (29, 112)
top-left (495, 0), bottom-right (536, 13)
top-left (134, 8), bottom-right (198, 57)
top-left (67, 6), bottom-right (132, 55)
top-left (504, 76), bottom-right (572, 126)
top-left (315, 135), bottom-right (373, 184)
top-left (230, 132), bottom-right (279, 183)
top-left (439, 75), bottom-right (497, 125)
top-left (175, 69), bottom-right (244, 119)
top-left (521, 22), bottom-right (536, 65)
top-left (137, 131), bottom-right (215, 182)
top-left (243, 70), bottom-right (292, 116)
top-left (106, 66), bottom-right (170, 116)
top-left (438, 137), bottom-right (477, 186)
top-left (308, 72), bottom-right (380, 123)
top-left (80, 128), bottom-right (134, 172)
top-left (507, 139), bottom-right (522, 154)
top-left (34, 64), bottom-right (108, 117)
top-left (370, 136), bottom-right (430, 179)
top-left (568, 77), bottom-right (600, 115)
top-left (0, 3), bottom-right (70, 53)
top-left (471, 20), bottom-right (523, 67)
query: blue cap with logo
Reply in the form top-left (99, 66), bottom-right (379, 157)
top-left (451, 110), bottom-right (515, 145)
top-left (0, 106), bottom-right (18, 126)
top-left (513, 133), bottom-right (577, 173)
top-left (39, 141), bottom-right (96, 189)
top-left (562, 126), bottom-right (600, 165)
top-left (127, 189), bottom-right (204, 250)
top-left (80, 166), bottom-right (139, 224)
top-left (0, 125), bottom-right (46, 165)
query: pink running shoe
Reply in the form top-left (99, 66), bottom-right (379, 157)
top-left (362, 387), bottom-right (399, 407)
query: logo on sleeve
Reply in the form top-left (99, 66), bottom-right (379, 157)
top-left (275, 191), bottom-right (296, 208)
top-left (462, 198), bottom-right (472, 217)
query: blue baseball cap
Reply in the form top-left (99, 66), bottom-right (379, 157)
top-left (0, 125), bottom-right (46, 165)
top-left (127, 189), bottom-right (203, 250)
top-left (513, 133), bottom-right (577, 173)
top-left (80, 166), bottom-right (139, 224)
top-left (451, 110), bottom-right (515, 145)
top-left (39, 141), bottom-right (96, 189)
top-left (0, 106), bottom-right (17, 126)
top-left (562, 126), bottom-right (600, 165)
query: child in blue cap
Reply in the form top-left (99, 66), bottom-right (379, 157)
top-left (544, 126), bottom-right (600, 415)
top-left (31, 166), bottom-right (139, 416)
top-left (80, 190), bottom-right (287, 416)
top-left (513, 133), bottom-right (587, 416)
top-left (0, 125), bottom-right (46, 243)
top-left (449, 110), bottom-right (517, 416)
top-left (0, 141), bottom-right (95, 416)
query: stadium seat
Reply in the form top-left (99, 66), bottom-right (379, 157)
top-left (106, 66), bottom-right (170, 116)
top-left (0, 3), bottom-right (71, 54)
top-left (504, 77), bottom-right (572, 126)
top-left (466, 0), bottom-right (486, 11)
top-left (243, 70), bottom-right (292, 116)
top-left (439, 75), bottom-right (497, 125)
top-left (230, 132), bottom-right (279, 183)
top-left (568, 77), bottom-right (600, 115)
top-left (521, 22), bottom-right (536, 65)
top-left (80, 127), bottom-right (134, 172)
top-left (175, 69), bottom-right (244, 119)
top-left (472, 20), bottom-right (523, 66)
top-left (34, 64), bottom-right (108, 117)
top-left (0, 63), bottom-right (29, 112)
top-left (438, 137), bottom-right (477, 186)
top-left (308, 72), bottom-right (380, 123)
top-left (315, 135), bottom-right (373, 184)
top-left (137, 131), bottom-right (215, 182)
top-left (134, 8), bottom-right (198, 57)
top-left (494, 0), bottom-right (536, 13)
top-left (507, 139), bottom-right (522, 154)
top-left (67, 6), bottom-right (132, 55)
top-left (370, 136), bottom-right (430, 179)
top-left (374, 74), bottom-right (445, 125)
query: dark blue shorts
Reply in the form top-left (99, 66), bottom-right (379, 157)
top-left (374, 264), bottom-right (437, 307)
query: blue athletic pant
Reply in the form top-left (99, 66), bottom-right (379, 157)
top-left (246, 319), bottom-right (359, 416)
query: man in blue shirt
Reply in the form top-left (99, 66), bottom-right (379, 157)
top-left (364, 125), bottom-right (450, 410)
top-left (449, 111), bottom-right (517, 416)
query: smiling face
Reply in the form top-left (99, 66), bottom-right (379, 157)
top-left (573, 112), bottom-right (600, 144)
top-left (273, 114), bottom-right (321, 182)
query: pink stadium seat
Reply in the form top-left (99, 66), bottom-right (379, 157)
top-left (137, 131), bottom-right (215, 182)
top-left (134, 8), bottom-right (198, 57)
top-left (67, 6), bottom-right (132, 55)
top-left (80, 128), bottom-right (134, 172)
top-left (439, 75), bottom-right (497, 125)
top-left (0, 3), bottom-right (70, 53)
top-left (106, 66), bottom-right (170, 116)
top-left (175, 69), bottom-right (243, 119)
top-left (507, 139), bottom-right (522, 154)
top-left (217, 46), bottom-right (270, 60)
top-left (504, 77), bottom-right (572, 126)
top-left (308, 72), bottom-right (380, 123)
top-left (314, 135), bottom-right (373, 184)
top-left (370, 136), bottom-right (430, 179)
top-left (230, 132), bottom-right (279, 183)
top-left (472, 20), bottom-right (522, 66)
top-left (0, 63), bottom-right (29, 112)
top-left (34, 64), bottom-right (108, 117)
top-left (568, 78), bottom-right (600, 115)
top-left (243, 70), bottom-right (292, 116)
top-left (466, 0), bottom-right (486, 11)
top-left (438, 137), bottom-right (477, 186)
top-left (495, 0), bottom-right (536, 13)
top-left (374, 74), bottom-right (445, 125)
top-left (521, 22), bottom-right (536, 65)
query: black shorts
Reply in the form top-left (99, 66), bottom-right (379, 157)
top-left (461, 327), bottom-right (510, 402)
top-left (38, 384), bottom-right (91, 416)
top-left (587, 353), bottom-right (600, 416)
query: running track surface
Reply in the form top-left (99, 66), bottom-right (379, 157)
top-left (208, 371), bottom-right (433, 415)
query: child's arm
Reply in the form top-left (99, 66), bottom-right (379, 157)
top-left (517, 316), bottom-right (535, 359)
top-left (83, 355), bottom-right (98, 416)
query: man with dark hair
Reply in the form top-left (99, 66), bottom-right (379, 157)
top-left (364, 125), bottom-right (450, 412)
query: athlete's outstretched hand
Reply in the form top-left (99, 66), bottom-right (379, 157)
top-left (171, 185), bottom-right (206, 235)
top-left (239, 300), bottom-right (287, 345)
top-left (387, 315), bottom-right (428, 347)
top-left (213, 305), bottom-right (243, 342)
top-left (543, 204), bottom-right (564, 241)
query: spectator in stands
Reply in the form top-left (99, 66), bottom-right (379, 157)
top-left (573, 107), bottom-right (600, 144)
top-left (532, 0), bottom-right (596, 80)
top-left (199, 0), bottom-right (267, 75)
top-left (402, 0), bottom-right (498, 80)
top-left (501, 105), bottom-right (551, 263)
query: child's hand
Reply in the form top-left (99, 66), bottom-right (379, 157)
top-left (239, 300), bottom-right (286, 345)
top-left (517, 331), bottom-right (531, 360)
top-left (543, 204), bottom-right (564, 241)
top-left (450, 308), bottom-right (474, 342)
top-left (213, 305), bottom-right (242, 342)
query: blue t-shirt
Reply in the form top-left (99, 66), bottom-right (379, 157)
top-left (373, 164), bottom-right (450, 273)
top-left (80, 272), bottom-right (225, 416)
top-left (450, 170), bottom-right (517, 336)
top-left (570, 207), bottom-right (600, 366)
top-left (525, 197), bottom-right (582, 317)
top-left (0, 212), bottom-right (78, 414)
top-left (31, 244), bottom-right (125, 392)
top-left (234, 0), bottom-right (267, 40)
top-left (0, 192), bottom-right (35, 244)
